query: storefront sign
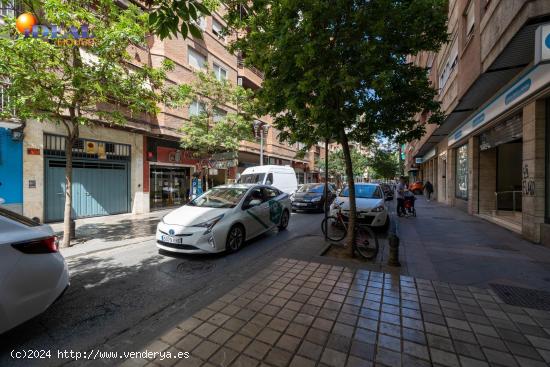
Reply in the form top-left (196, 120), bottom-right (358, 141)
top-left (415, 157), bottom-right (423, 164)
top-left (157, 147), bottom-right (199, 165)
top-left (448, 62), bottom-right (550, 147)
top-left (27, 148), bottom-right (40, 155)
top-left (535, 23), bottom-right (550, 64)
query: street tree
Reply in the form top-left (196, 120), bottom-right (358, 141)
top-left (180, 70), bottom-right (257, 189)
top-left (319, 148), bottom-right (369, 188)
top-left (226, 0), bottom-right (447, 251)
top-left (146, 0), bottom-right (220, 40)
top-left (0, 0), bottom-right (189, 247)
top-left (369, 148), bottom-right (400, 181)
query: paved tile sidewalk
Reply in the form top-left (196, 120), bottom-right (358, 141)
top-left (126, 258), bottom-right (550, 367)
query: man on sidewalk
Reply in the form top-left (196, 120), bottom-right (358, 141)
top-left (396, 176), bottom-right (407, 216)
top-left (424, 180), bottom-right (434, 201)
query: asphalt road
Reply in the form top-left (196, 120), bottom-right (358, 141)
top-left (0, 211), bottom-right (327, 367)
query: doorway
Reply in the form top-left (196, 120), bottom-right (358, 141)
top-left (150, 165), bottom-right (192, 209)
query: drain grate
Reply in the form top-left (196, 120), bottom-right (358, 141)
top-left (490, 284), bottom-right (550, 311)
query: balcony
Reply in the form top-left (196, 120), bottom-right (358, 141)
top-left (237, 54), bottom-right (263, 89)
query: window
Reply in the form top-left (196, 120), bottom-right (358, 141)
top-left (438, 40), bottom-right (458, 90)
top-left (465, 1), bottom-right (475, 36)
top-left (189, 100), bottom-right (206, 117)
top-left (213, 108), bottom-right (226, 122)
top-left (263, 187), bottom-right (280, 200)
top-left (266, 173), bottom-right (273, 185)
top-left (455, 144), bottom-right (468, 200)
top-left (213, 63), bottom-right (227, 81)
top-left (188, 47), bottom-right (206, 70)
top-left (212, 18), bottom-right (225, 41)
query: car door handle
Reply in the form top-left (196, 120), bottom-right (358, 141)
top-left (57, 192), bottom-right (64, 195)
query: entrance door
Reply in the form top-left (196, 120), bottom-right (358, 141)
top-left (45, 159), bottom-right (130, 222)
top-left (150, 166), bottom-right (191, 209)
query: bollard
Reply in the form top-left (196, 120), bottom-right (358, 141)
top-left (387, 233), bottom-right (401, 267)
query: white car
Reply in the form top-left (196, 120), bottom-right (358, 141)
top-left (0, 208), bottom-right (69, 334)
top-left (156, 184), bottom-right (292, 254)
top-left (329, 183), bottom-right (390, 230)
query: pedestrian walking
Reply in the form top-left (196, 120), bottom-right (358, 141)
top-left (425, 180), bottom-right (434, 201)
top-left (396, 176), bottom-right (407, 216)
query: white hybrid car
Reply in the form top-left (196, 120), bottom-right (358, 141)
top-left (0, 208), bottom-right (69, 334)
top-left (156, 184), bottom-right (292, 254)
top-left (330, 183), bottom-right (390, 230)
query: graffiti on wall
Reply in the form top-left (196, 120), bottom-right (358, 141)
top-left (522, 164), bottom-right (536, 196)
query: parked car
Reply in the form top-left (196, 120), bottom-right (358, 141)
top-left (237, 165), bottom-right (298, 194)
top-left (409, 181), bottom-right (424, 195)
top-left (0, 208), bottom-right (69, 334)
top-left (291, 183), bottom-right (337, 212)
top-left (329, 183), bottom-right (390, 230)
top-left (157, 184), bottom-right (291, 254)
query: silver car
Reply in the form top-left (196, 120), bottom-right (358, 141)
top-left (156, 184), bottom-right (292, 254)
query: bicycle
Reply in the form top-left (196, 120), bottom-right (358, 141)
top-left (321, 201), bottom-right (379, 260)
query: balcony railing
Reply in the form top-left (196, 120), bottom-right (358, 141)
top-left (237, 54), bottom-right (264, 79)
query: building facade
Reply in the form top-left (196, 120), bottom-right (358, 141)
top-left (404, 0), bottom-right (550, 244)
top-left (0, 3), bottom-right (324, 222)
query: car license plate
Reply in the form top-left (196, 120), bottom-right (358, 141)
top-left (161, 235), bottom-right (183, 244)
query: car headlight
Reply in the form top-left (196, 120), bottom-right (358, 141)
top-left (193, 214), bottom-right (224, 234)
top-left (311, 196), bottom-right (322, 202)
top-left (371, 205), bottom-right (385, 212)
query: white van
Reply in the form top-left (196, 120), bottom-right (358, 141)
top-left (238, 165), bottom-right (298, 194)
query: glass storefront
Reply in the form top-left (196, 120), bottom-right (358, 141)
top-left (455, 144), bottom-right (468, 200)
top-left (150, 165), bottom-right (192, 209)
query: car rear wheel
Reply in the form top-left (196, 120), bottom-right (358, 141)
top-left (278, 210), bottom-right (290, 230)
top-left (226, 225), bottom-right (245, 252)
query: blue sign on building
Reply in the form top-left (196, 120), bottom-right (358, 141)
top-left (0, 128), bottom-right (23, 212)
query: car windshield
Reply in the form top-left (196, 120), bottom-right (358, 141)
top-left (238, 173), bottom-right (265, 184)
top-left (340, 185), bottom-right (382, 199)
top-left (298, 184), bottom-right (324, 193)
top-left (188, 187), bottom-right (249, 208)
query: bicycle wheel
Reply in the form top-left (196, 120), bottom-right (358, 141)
top-left (354, 225), bottom-right (379, 260)
top-left (321, 216), bottom-right (347, 241)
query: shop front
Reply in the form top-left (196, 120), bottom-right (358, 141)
top-left (146, 138), bottom-right (197, 210)
top-left (445, 31), bottom-right (550, 241)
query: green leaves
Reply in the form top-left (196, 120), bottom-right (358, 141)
top-left (147, 0), bottom-right (217, 40)
top-left (179, 69), bottom-right (257, 155)
top-left (0, 0), bottom-right (186, 128)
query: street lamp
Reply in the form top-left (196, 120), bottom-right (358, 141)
top-left (253, 120), bottom-right (270, 165)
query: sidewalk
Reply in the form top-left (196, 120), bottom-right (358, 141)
top-left (124, 258), bottom-right (550, 367)
top-left (52, 209), bottom-right (170, 258)
top-left (396, 196), bottom-right (550, 292)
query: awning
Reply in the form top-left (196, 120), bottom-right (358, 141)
top-left (415, 21), bottom-right (542, 157)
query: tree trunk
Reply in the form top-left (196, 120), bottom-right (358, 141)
top-left (340, 129), bottom-right (356, 255)
top-left (62, 126), bottom-right (78, 248)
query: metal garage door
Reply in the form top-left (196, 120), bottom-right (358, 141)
top-left (45, 159), bottom-right (130, 222)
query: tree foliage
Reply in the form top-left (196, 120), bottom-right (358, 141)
top-left (0, 0), bottom-right (189, 246)
top-left (180, 70), bottom-right (257, 155)
top-left (225, 0), bottom-right (448, 249)
top-left (146, 0), bottom-right (220, 40)
top-left (369, 148), bottom-right (400, 180)
top-left (319, 148), bottom-right (369, 184)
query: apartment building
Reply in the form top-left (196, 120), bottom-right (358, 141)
top-left (404, 0), bottom-right (550, 244)
top-left (0, 3), bottom-right (323, 222)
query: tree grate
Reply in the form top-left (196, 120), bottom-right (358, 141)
top-left (490, 284), bottom-right (550, 311)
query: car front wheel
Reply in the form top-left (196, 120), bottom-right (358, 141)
top-left (226, 225), bottom-right (245, 252)
top-left (278, 210), bottom-right (290, 230)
